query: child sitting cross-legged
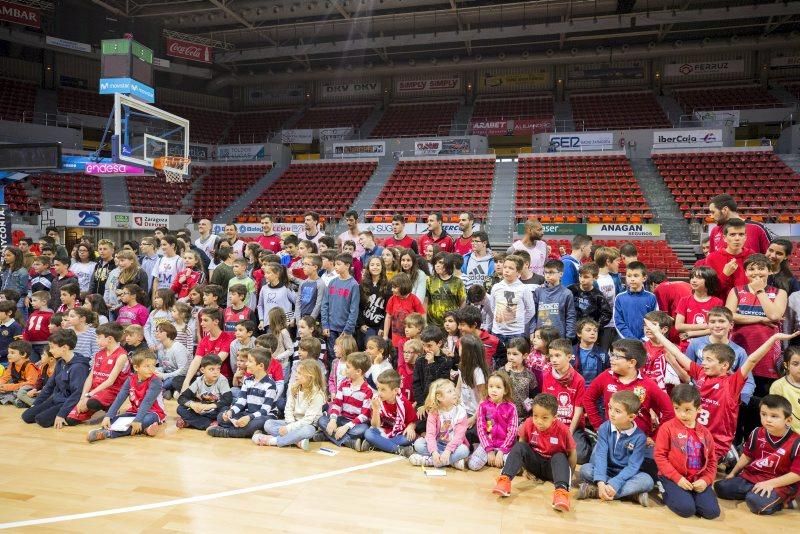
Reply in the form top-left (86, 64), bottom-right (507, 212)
top-left (364, 369), bottom-right (417, 456)
top-left (468, 371), bottom-right (518, 471)
top-left (208, 347), bottom-right (277, 439)
top-left (409, 378), bottom-right (470, 470)
top-left (714, 394), bottom-right (800, 516)
top-left (492, 393), bottom-right (577, 513)
top-left (254, 359), bottom-right (326, 451)
top-left (654, 384), bottom-right (720, 520)
top-left (317, 351), bottom-right (373, 451)
top-left (578, 390), bottom-right (654, 506)
top-left (0, 341), bottom-right (39, 405)
top-left (175, 354), bottom-right (232, 431)
top-left (87, 350), bottom-right (166, 442)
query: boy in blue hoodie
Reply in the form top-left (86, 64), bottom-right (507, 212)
top-left (21, 329), bottom-right (90, 428)
top-left (613, 261), bottom-right (657, 340)
top-left (560, 234), bottom-right (592, 288)
top-left (321, 253), bottom-right (360, 356)
top-left (578, 389), bottom-right (653, 506)
top-left (532, 259), bottom-right (576, 340)
top-left (572, 318), bottom-right (608, 387)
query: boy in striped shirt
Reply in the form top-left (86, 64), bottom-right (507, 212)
top-left (207, 347), bottom-right (277, 438)
top-left (318, 351), bottom-right (373, 451)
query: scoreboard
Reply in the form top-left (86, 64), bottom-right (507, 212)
top-left (100, 38), bottom-right (155, 103)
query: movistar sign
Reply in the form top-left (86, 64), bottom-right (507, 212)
top-left (99, 77), bottom-right (155, 103)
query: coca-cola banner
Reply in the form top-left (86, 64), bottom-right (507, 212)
top-left (165, 37), bottom-right (213, 64)
top-left (0, 0), bottom-right (40, 28)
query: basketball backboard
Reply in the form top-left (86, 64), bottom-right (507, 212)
top-left (113, 93), bottom-right (190, 177)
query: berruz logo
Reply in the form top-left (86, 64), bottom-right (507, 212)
top-left (679, 64), bottom-right (694, 75)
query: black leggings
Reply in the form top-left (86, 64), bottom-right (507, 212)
top-left (501, 442), bottom-right (571, 490)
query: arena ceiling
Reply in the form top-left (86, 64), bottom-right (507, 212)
top-left (91, 0), bottom-right (800, 77)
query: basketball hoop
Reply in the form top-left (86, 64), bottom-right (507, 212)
top-left (153, 156), bottom-right (191, 183)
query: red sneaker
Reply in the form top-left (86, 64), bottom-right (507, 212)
top-left (552, 488), bottom-right (571, 512)
top-left (492, 475), bottom-right (512, 497)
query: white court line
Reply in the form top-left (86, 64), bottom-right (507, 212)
top-left (0, 456), bottom-right (402, 529)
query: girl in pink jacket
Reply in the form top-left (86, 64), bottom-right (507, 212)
top-left (469, 372), bottom-right (519, 470)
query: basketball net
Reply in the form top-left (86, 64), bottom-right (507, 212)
top-left (153, 156), bottom-right (191, 183)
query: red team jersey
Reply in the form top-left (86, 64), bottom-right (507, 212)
top-left (688, 361), bottom-right (747, 459)
top-left (541, 368), bottom-right (585, 427)
top-left (126, 374), bottom-right (167, 422)
top-left (584, 370), bottom-right (674, 437)
top-left (453, 236), bottom-right (474, 256)
top-left (256, 234), bottom-right (282, 253)
top-left (741, 427), bottom-right (800, 502)
top-left (68, 346), bottom-right (129, 421)
top-left (518, 418), bottom-right (575, 459)
top-left (224, 306), bottom-right (253, 332)
top-left (418, 232), bottom-right (454, 254)
top-left (383, 235), bottom-right (417, 253)
top-left (195, 331), bottom-right (234, 379)
top-left (730, 285), bottom-right (782, 379)
top-left (675, 294), bottom-right (723, 351)
top-left (23, 309), bottom-right (53, 343)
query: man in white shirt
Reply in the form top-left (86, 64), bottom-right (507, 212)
top-left (224, 223), bottom-right (246, 259)
top-left (337, 210), bottom-right (364, 257)
top-left (507, 218), bottom-right (547, 276)
top-left (298, 211), bottom-right (325, 245)
top-left (194, 219), bottom-right (218, 262)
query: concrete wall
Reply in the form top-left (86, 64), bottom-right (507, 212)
top-left (777, 124), bottom-right (800, 154)
top-left (0, 120), bottom-right (83, 149)
top-left (320, 135), bottom-right (489, 166)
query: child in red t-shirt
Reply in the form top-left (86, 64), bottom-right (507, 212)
top-left (383, 273), bottom-right (425, 358)
top-left (715, 394), bottom-right (800, 515)
top-left (646, 318), bottom-right (797, 463)
top-left (674, 266), bottom-right (723, 352)
top-left (642, 311), bottom-right (686, 392)
top-left (493, 393), bottom-right (577, 512)
top-left (541, 338), bottom-right (590, 464)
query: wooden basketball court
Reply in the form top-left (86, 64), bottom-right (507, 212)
top-left (0, 404), bottom-right (794, 532)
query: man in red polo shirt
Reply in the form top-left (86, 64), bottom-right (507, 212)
top-left (708, 194), bottom-right (770, 254)
top-left (418, 212), bottom-right (454, 254)
top-left (705, 218), bottom-right (754, 299)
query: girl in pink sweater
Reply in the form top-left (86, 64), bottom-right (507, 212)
top-left (468, 371), bottom-right (519, 470)
top-left (409, 378), bottom-right (470, 469)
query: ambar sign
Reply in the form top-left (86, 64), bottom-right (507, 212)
top-left (0, 0), bottom-right (40, 28)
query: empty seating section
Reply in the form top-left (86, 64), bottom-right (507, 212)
top-left (784, 81), bottom-right (800, 100)
top-left (652, 150), bottom-right (800, 222)
top-left (125, 167), bottom-right (202, 214)
top-left (243, 161), bottom-right (376, 221)
top-left (471, 96), bottom-right (553, 120)
top-left (4, 182), bottom-right (39, 214)
top-left (0, 78), bottom-right (36, 122)
top-left (789, 246), bottom-right (800, 278)
top-left (226, 109), bottom-right (296, 143)
top-left (515, 155), bottom-right (651, 222)
top-left (57, 88), bottom-right (113, 116)
top-left (295, 105), bottom-right (373, 129)
top-left (673, 86), bottom-right (782, 113)
top-left (551, 238), bottom-right (688, 278)
top-left (371, 158), bottom-right (494, 218)
top-left (369, 101), bottom-right (459, 138)
top-left (570, 91), bottom-right (670, 129)
top-left (162, 104), bottom-right (229, 144)
top-left (191, 164), bottom-right (272, 221)
top-left (30, 174), bottom-right (102, 210)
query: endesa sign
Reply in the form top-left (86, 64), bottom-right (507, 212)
top-left (85, 163), bottom-right (144, 175)
top-left (165, 37), bottom-right (212, 64)
top-left (0, 0), bottom-right (40, 28)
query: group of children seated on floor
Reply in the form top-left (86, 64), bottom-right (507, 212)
top-left (1, 222), bottom-right (799, 520)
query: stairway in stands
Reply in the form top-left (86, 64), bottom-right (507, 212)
top-left (486, 160), bottom-right (518, 249)
top-left (331, 160), bottom-right (396, 236)
top-left (630, 158), bottom-right (699, 272)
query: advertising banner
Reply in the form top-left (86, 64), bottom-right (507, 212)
top-left (568, 63), bottom-right (644, 80)
top-left (85, 163), bottom-right (144, 175)
top-left (396, 76), bottom-right (461, 95)
top-left (664, 60), bottom-right (745, 78)
top-left (513, 118), bottom-right (553, 135)
top-left (0, 0), bottom-right (40, 28)
top-left (470, 119), bottom-right (510, 136)
top-left (770, 55), bottom-right (800, 69)
top-left (280, 129), bottom-right (314, 144)
top-left (517, 223), bottom-right (587, 236)
top-left (440, 138), bottom-right (471, 155)
top-left (46, 36), bottom-right (92, 54)
top-left (246, 84), bottom-right (304, 105)
top-left (332, 141), bottom-right (385, 158)
top-left (318, 127), bottom-right (353, 141)
top-left (99, 78), bottom-right (155, 103)
top-left (548, 132), bottom-right (614, 151)
top-left (0, 204), bottom-right (11, 250)
top-left (57, 210), bottom-right (172, 230)
top-left (480, 71), bottom-right (549, 90)
top-left (216, 144), bottom-right (266, 160)
top-left (165, 37), bottom-right (213, 64)
top-left (653, 129), bottom-right (723, 149)
top-left (414, 140), bottom-right (443, 156)
top-left (153, 57), bottom-right (170, 68)
top-left (693, 110), bottom-right (740, 127)
top-left (320, 80), bottom-right (381, 99)
top-left (586, 223), bottom-right (661, 237)
top-left (168, 143), bottom-right (210, 160)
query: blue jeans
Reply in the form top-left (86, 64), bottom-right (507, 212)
top-left (317, 414), bottom-right (368, 446)
top-left (364, 426), bottom-right (412, 453)
top-left (264, 419), bottom-right (317, 447)
top-left (714, 476), bottom-right (787, 515)
top-left (661, 477), bottom-right (721, 519)
top-left (413, 437), bottom-right (470, 466)
top-left (109, 412), bottom-right (160, 439)
top-left (579, 463), bottom-right (654, 498)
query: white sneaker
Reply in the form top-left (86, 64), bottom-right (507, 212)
top-left (409, 453), bottom-right (432, 466)
top-left (297, 438), bottom-right (310, 451)
top-left (252, 432), bottom-right (271, 446)
top-left (452, 459), bottom-right (466, 471)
